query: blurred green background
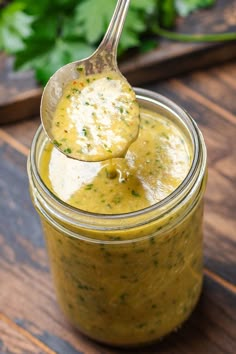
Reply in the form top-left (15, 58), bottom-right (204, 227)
top-left (0, 0), bottom-right (217, 84)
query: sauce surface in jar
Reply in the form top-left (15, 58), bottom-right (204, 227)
top-left (41, 108), bottom-right (192, 214)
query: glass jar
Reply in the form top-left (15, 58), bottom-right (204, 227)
top-left (28, 88), bottom-right (207, 347)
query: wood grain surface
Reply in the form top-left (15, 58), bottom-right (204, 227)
top-left (1, 0), bottom-right (236, 124)
top-left (0, 59), bottom-right (236, 353)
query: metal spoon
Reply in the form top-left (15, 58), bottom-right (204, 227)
top-left (40, 0), bottom-right (139, 162)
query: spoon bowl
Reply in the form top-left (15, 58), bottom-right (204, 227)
top-left (40, 0), bottom-right (140, 162)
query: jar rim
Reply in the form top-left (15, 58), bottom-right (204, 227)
top-left (29, 88), bottom-right (206, 231)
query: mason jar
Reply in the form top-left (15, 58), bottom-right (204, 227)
top-left (28, 88), bottom-right (207, 347)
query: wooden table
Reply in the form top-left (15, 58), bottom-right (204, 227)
top-left (0, 60), bottom-right (235, 354)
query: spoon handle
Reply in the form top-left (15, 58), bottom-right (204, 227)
top-left (98, 0), bottom-right (130, 59)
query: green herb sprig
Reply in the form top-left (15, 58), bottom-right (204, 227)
top-left (0, 0), bottom-right (235, 85)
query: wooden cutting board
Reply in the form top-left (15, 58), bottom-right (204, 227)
top-left (0, 0), bottom-right (236, 124)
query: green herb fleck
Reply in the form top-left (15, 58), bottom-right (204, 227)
top-left (53, 140), bottom-right (61, 147)
top-left (104, 144), bottom-right (112, 153)
top-left (66, 94), bottom-right (71, 99)
top-left (85, 183), bottom-right (93, 190)
top-left (112, 195), bottom-right (121, 204)
top-left (79, 295), bottom-right (85, 302)
top-left (119, 293), bottom-right (128, 304)
top-left (150, 237), bottom-right (155, 245)
top-left (161, 132), bottom-right (169, 140)
top-left (131, 190), bottom-right (140, 197)
top-left (153, 260), bottom-right (159, 267)
top-left (136, 323), bottom-right (147, 329)
top-left (82, 127), bottom-right (87, 136)
top-left (64, 148), bottom-right (72, 153)
top-left (109, 236), bottom-right (121, 241)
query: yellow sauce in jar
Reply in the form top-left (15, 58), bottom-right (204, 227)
top-left (36, 106), bottom-right (206, 346)
top-left (42, 109), bottom-right (191, 213)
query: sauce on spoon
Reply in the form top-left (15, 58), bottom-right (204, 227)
top-left (51, 69), bottom-right (140, 162)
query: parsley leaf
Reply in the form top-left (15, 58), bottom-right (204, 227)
top-left (0, 2), bottom-right (34, 53)
top-left (175, 0), bottom-right (215, 17)
top-left (75, 0), bottom-right (117, 44)
top-left (15, 38), bottom-right (94, 84)
top-left (119, 10), bottom-right (146, 52)
top-left (75, 0), bottom-right (156, 52)
top-left (131, 0), bottom-right (156, 11)
top-left (158, 0), bottom-right (176, 29)
top-left (0, 0), bottom-right (227, 85)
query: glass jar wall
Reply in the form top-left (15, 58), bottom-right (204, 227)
top-left (28, 89), bottom-right (207, 347)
